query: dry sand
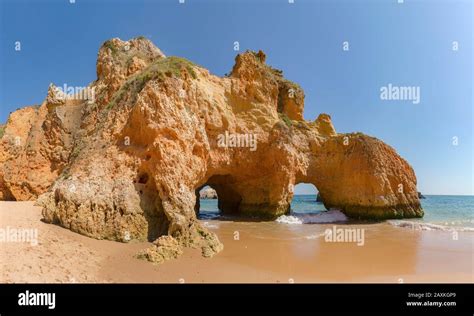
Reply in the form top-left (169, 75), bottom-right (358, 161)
top-left (0, 202), bottom-right (472, 283)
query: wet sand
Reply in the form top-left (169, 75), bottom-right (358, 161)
top-left (0, 202), bottom-right (472, 283)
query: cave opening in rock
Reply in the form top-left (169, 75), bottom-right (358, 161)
top-left (195, 185), bottom-right (219, 219)
top-left (195, 175), bottom-right (243, 219)
top-left (291, 183), bottom-right (327, 215)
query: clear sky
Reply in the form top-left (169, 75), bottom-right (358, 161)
top-left (0, 0), bottom-right (472, 195)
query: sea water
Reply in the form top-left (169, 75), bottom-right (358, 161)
top-left (199, 195), bottom-right (474, 231)
top-left (389, 195), bottom-right (474, 231)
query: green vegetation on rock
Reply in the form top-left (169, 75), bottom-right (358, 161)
top-left (279, 113), bottom-right (293, 127)
top-left (102, 40), bottom-right (118, 55)
top-left (107, 57), bottom-right (197, 109)
top-left (249, 50), bottom-right (302, 94)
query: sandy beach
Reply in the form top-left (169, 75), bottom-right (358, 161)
top-left (0, 201), bottom-right (472, 283)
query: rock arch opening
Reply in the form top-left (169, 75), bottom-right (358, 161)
top-left (195, 175), bottom-right (243, 218)
top-left (195, 185), bottom-right (219, 219)
top-left (291, 183), bottom-right (328, 214)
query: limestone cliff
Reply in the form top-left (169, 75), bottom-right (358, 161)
top-left (0, 37), bottom-right (423, 262)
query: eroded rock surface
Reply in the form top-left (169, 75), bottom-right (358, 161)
top-left (0, 37), bottom-right (423, 262)
top-left (200, 187), bottom-right (218, 199)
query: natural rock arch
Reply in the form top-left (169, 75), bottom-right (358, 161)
top-left (292, 183), bottom-right (320, 204)
top-left (195, 175), bottom-right (243, 216)
top-left (0, 37), bottom-right (423, 263)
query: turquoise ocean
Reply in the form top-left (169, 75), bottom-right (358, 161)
top-left (199, 195), bottom-right (474, 231)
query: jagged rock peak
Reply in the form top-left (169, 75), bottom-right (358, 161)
top-left (97, 37), bottom-right (166, 80)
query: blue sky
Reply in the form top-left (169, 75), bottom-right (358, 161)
top-left (0, 0), bottom-right (472, 195)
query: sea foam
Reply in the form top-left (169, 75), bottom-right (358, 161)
top-left (388, 220), bottom-right (474, 232)
top-left (276, 210), bottom-right (348, 225)
top-left (275, 215), bottom-right (303, 225)
top-left (202, 221), bottom-right (219, 229)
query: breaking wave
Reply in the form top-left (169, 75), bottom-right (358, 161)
top-left (276, 210), bottom-right (348, 225)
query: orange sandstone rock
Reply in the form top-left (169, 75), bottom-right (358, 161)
top-left (0, 37), bottom-right (422, 262)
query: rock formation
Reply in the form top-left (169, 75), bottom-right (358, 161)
top-left (200, 187), bottom-right (218, 199)
top-left (0, 37), bottom-right (423, 262)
